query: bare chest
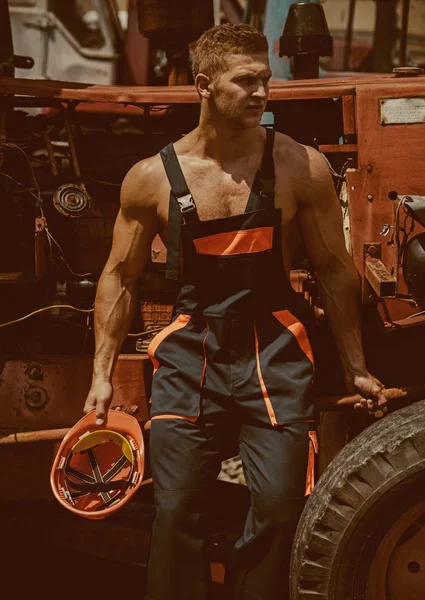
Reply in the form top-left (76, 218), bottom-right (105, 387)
top-left (157, 158), bottom-right (299, 262)
top-left (183, 165), bottom-right (258, 221)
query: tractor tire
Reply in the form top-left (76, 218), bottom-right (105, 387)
top-left (290, 399), bottom-right (425, 600)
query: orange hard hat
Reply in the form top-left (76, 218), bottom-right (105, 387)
top-left (50, 410), bottom-right (144, 520)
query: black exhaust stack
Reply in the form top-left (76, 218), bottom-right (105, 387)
top-left (279, 2), bottom-right (333, 80)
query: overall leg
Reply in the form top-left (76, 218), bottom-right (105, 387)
top-left (146, 416), bottom-right (224, 600)
top-left (228, 422), bottom-right (316, 600)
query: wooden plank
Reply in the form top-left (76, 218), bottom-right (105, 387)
top-left (318, 144), bottom-right (358, 153)
top-left (364, 257), bottom-right (396, 298)
top-left (342, 95), bottom-right (356, 135)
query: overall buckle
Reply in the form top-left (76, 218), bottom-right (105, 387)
top-left (177, 193), bottom-right (196, 214)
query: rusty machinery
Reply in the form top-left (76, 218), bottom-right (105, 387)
top-left (1, 0), bottom-right (425, 598)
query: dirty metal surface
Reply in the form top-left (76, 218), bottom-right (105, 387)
top-left (344, 81), bottom-right (425, 323)
top-left (0, 354), bottom-right (152, 431)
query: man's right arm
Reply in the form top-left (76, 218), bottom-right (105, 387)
top-left (84, 161), bottom-right (159, 424)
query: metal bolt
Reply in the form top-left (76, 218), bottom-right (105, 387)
top-left (366, 165), bottom-right (372, 173)
top-left (367, 194), bottom-right (374, 202)
top-left (368, 245), bottom-right (378, 255)
top-left (28, 365), bottom-right (43, 380)
top-left (25, 386), bottom-right (48, 410)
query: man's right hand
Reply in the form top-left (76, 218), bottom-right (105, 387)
top-left (84, 380), bottom-right (114, 425)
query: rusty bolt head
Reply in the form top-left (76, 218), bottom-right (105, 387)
top-left (367, 194), bottom-right (374, 202)
top-left (25, 386), bottom-right (48, 410)
top-left (27, 365), bottom-right (43, 380)
top-left (366, 165), bottom-right (372, 173)
top-left (368, 245), bottom-right (378, 255)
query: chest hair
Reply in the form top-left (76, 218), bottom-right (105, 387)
top-left (184, 165), bottom-right (259, 221)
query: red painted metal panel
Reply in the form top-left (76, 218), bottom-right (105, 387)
top-left (2, 74), bottom-right (424, 104)
top-left (0, 354), bottom-right (152, 432)
top-left (347, 81), bottom-right (425, 320)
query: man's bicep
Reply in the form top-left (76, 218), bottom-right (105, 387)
top-left (105, 165), bottom-right (159, 280)
top-left (297, 151), bottom-right (348, 272)
top-left (106, 209), bottom-right (157, 279)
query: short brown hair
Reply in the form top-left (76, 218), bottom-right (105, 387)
top-left (192, 23), bottom-right (269, 80)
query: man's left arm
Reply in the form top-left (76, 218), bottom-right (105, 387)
top-left (296, 147), bottom-right (386, 412)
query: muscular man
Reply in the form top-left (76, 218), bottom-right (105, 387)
top-left (84, 23), bottom-right (386, 600)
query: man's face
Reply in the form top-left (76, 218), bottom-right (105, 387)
top-left (209, 53), bottom-right (271, 128)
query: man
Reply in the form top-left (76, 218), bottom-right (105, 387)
top-left (84, 23), bottom-right (386, 600)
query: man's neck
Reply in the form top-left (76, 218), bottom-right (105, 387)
top-left (190, 110), bottom-right (263, 164)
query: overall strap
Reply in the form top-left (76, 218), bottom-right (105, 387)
top-left (259, 127), bottom-right (275, 203)
top-left (160, 143), bottom-right (199, 280)
top-left (245, 127), bottom-right (276, 213)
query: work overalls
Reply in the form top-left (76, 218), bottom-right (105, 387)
top-left (146, 129), bottom-right (318, 600)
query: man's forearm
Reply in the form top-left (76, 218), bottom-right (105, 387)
top-left (92, 269), bottom-right (137, 382)
top-left (317, 259), bottom-right (367, 383)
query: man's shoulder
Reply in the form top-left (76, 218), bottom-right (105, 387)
top-left (274, 132), bottom-right (332, 199)
top-left (124, 154), bottom-right (165, 189)
top-left (274, 131), bottom-right (323, 176)
top-left (121, 154), bottom-right (167, 215)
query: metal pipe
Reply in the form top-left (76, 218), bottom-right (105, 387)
top-left (316, 384), bottom-right (425, 411)
top-left (43, 132), bottom-right (58, 177)
top-left (0, 0), bottom-right (14, 76)
top-left (65, 118), bottom-right (81, 179)
top-left (292, 54), bottom-right (319, 80)
top-left (343, 0), bottom-right (356, 71)
top-left (167, 47), bottom-right (190, 86)
top-left (0, 428), bottom-right (70, 444)
top-left (399, 0), bottom-right (410, 66)
top-left (372, 0), bottom-right (398, 73)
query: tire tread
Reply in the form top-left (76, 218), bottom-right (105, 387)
top-left (291, 400), bottom-right (425, 599)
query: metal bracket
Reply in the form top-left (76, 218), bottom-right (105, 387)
top-left (363, 243), bottom-right (396, 301)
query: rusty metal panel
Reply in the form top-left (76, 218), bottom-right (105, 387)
top-left (0, 441), bottom-right (58, 499)
top-left (348, 82), bottom-right (425, 296)
top-left (0, 354), bottom-right (152, 432)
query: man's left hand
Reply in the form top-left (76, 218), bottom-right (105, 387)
top-left (352, 373), bottom-right (387, 415)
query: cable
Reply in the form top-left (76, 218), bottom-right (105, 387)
top-left (0, 305), bottom-right (94, 329)
top-left (127, 327), bottom-right (163, 338)
top-left (0, 304), bottom-right (164, 341)
top-left (379, 299), bottom-right (402, 327)
top-left (0, 142), bottom-right (44, 215)
top-left (405, 310), bottom-right (425, 320)
top-left (336, 158), bottom-right (352, 197)
top-left (45, 225), bottom-right (93, 278)
top-left (80, 311), bottom-right (92, 355)
top-left (91, 179), bottom-right (121, 187)
top-left (320, 152), bottom-right (347, 180)
top-left (0, 170), bottom-right (41, 204)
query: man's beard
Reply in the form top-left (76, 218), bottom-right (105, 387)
top-left (212, 94), bottom-right (262, 129)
